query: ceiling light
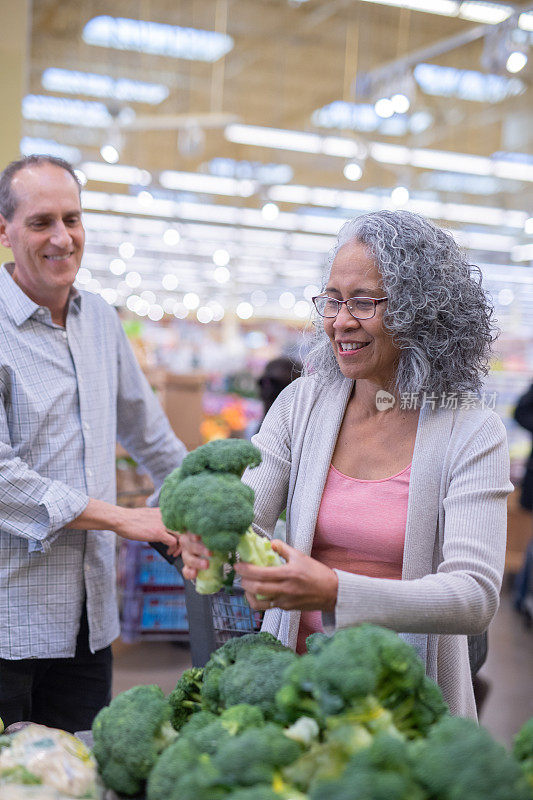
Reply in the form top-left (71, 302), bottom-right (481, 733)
top-left (497, 288), bottom-right (514, 305)
top-left (22, 95), bottom-right (113, 127)
top-left (20, 137), bottom-right (81, 163)
top-left (148, 305), bottom-right (164, 321)
top-left (83, 16), bottom-right (234, 62)
top-left (213, 248), bottom-right (230, 266)
top-left (390, 93), bottom-right (410, 114)
top-left (357, 0), bottom-right (460, 16)
top-left (413, 63), bottom-right (524, 103)
top-left (141, 290), bottom-right (156, 305)
top-left (137, 190), bottom-right (154, 207)
top-left (207, 301), bottom-right (225, 321)
top-left (225, 124), bottom-right (361, 158)
top-left (41, 68), bottom-right (168, 104)
top-left (183, 292), bottom-right (200, 310)
top-left (100, 144), bottom-right (119, 164)
top-left (109, 258), bottom-right (126, 275)
top-left (304, 284), bottom-right (320, 301)
top-left (458, 2), bottom-right (512, 24)
top-left (343, 161), bottom-right (363, 181)
top-left (525, 218), bottom-right (533, 235)
top-left (236, 302), bottom-right (253, 319)
top-left (160, 170), bottom-right (257, 197)
top-left (197, 307), bottom-right (214, 324)
top-left (101, 288), bottom-right (118, 305)
top-left (74, 169), bottom-right (87, 186)
top-left (390, 186), bottom-right (410, 206)
top-left (261, 202), bottom-right (280, 221)
top-left (173, 303), bottom-right (189, 319)
top-left (119, 242), bottom-right (135, 259)
top-left (279, 291), bottom-right (296, 309)
top-left (81, 162), bottom-right (151, 185)
top-left (214, 266), bottom-right (231, 284)
top-left (125, 270), bottom-right (141, 288)
top-left (374, 98), bottom-right (395, 118)
top-left (519, 12), bottom-right (533, 31)
top-left (294, 300), bottom-right (311, 318)
top-left (162, 274), bottom-right (179, 291)
top-left (76, 267), bottom-right (92, 285)
top-left (163, 228), bottom-right (181, 246)
top-left (506, 51), bottom-right (528, 73)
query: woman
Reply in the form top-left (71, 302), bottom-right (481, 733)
top-left (181, 210), bottom-right (512, 718)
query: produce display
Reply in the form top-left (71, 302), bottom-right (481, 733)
top-left (0, 723), bottom-right (98, 798)
top-left (89, 625), bottom-right (533, 799)
top-left (159, 439), bottom-right (283, 594)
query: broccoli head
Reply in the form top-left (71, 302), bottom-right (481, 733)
top-left (219, 704), bottom-right (265, 736)
top-left (412, 715), bottom-right (531, 800)
top-left (212, 723), bottom-right (302, 788)
top-left (168, 666), bottom-right (204, 730)
top-left (92, 684), bottom-right (177, 796)
top-left (146, 737), bottom-right (225, 800)
top-left (217, 646), bottom-right (298, 719)
top-left (309, 732), bottom-right (425, 800)
top-left (201, 633), bottom-right (291, 712)
top-left (277, 624), bottom-right (447, 737)
top-left (179, 438), bottom-right (262, 479)
top-left (514, 717), bottom-right (533, 791)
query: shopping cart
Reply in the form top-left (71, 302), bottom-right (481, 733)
top-left (150, 543), bottom-right (262, 665)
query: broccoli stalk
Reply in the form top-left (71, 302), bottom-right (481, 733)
top-left (160, 439), bottom-right (282, 595)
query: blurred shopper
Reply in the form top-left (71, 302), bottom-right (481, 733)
top-left (513, 383), bottom-right (533, 621)
top-left (0, 156), bottom-right (185, 732)
top-left (182, 210), bottom-right (512, 719)
top-left (246, 356), bottom-right (302, 438)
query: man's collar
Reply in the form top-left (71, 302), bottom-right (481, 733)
top-left (0, 263), bottom-right (81, 326)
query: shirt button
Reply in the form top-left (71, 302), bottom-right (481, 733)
top-left (83, 422), bottom-right (90, 431)
top-left (62, 331), bottom-right (67, 339)
top-left (37, 308), bottom-right (45, 315)
top-left (87, 469), bottom-right (93, 478)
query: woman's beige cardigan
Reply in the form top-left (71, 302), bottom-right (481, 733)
top-left (243, 375), bottom-right (513, 718)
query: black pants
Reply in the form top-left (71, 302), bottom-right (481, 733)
top-left (0, 606), bottom-right (112, 733)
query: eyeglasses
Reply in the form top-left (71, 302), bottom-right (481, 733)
top-left (312, 295), bottom-right (388, 320)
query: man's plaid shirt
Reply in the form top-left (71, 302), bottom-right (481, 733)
top-left (0, 264), bottom-right (185, 658)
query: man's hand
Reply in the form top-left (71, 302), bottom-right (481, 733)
top-left (179, 531), bottom-right (211, 581)
top-left (66, 498), bottom-right (181, 556)
top-left (234, 540), bottom-right (338, 613)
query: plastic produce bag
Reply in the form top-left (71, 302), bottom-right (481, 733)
top-left (0, 723), bottom-right (99, 798)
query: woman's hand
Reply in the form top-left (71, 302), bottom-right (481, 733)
top-left (234, 540), bottom-right (338, 612)
top-left (179, 531), bottom-right (211, 581)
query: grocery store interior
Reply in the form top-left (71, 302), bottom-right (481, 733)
top-left (2, 0), bottom-right (533, 752)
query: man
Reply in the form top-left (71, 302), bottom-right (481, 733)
top-left (0, 155), bottom-right (186, 732)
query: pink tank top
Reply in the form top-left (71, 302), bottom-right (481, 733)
top-left (296, 462), bottom-right (411, 654)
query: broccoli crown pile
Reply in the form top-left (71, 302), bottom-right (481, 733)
top-left (159, 438), bottom-right (283, 594)
top-left (91, 625), bottom-right (533, 799)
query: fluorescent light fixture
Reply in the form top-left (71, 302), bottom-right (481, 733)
top-left (208, 157), bottom-right (293, 184)
top-left (511, 244), bottom-right (533, 262)
top-left (413, 63), bottom-right (524, 103)
top-left (225, 124), bottom-right (361, 158)
top-left (22, 95), bottom-right (112, 127)
top-left (100, 145), bottom-right (119, 164)
top-left (357, 0), bottom-right (460, 15)
top-left (343, 162), bottom-right (363, 181)
top-left (160, 170), bottom-right (257, 197)
top-left (370, 142), bottom-right (533, 183)
top-left (458, 2), bottom-right (512, 24)
top-left (41, 68), bottom-right (168, 104)
top-left (83, 16), bottom-right (233, 62)
top-left (81, 162), bottom-right (151, 185)
top-left (20, 137), bottom-right (81, 163)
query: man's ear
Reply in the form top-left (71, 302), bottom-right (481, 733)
top-left (0, 214), bottom-right (11, 248)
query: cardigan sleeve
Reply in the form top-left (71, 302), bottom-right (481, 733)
top-left (241, 383), bottom-right (295, 538)
top-left (333, 413), bottom-right (512, 636)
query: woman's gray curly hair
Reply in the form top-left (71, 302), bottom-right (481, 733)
top-left (305, 210), bottom-right (496, 394)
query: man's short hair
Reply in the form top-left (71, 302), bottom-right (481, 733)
top-left (0, 155), bottom-right (81, 221)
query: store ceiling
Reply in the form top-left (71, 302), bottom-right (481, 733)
top-left (24, 0), bottom-right (533, 322)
